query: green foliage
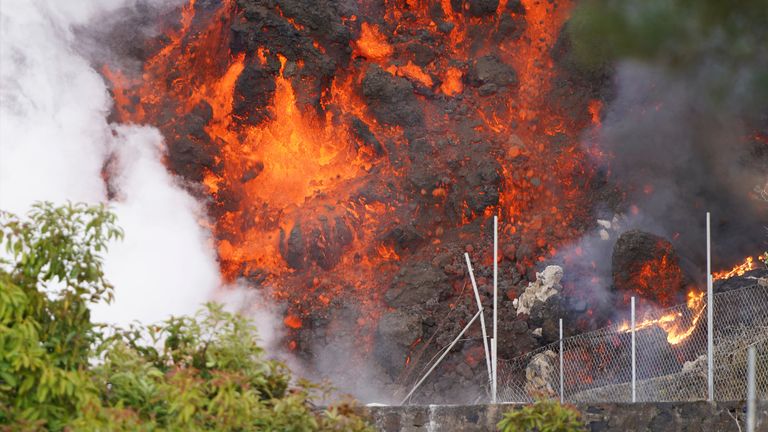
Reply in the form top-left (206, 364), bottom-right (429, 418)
top-left (497, 399), bottom-right (585, 432)
top-left (0, 202), bottom-right (122, 429)
top-left (0, 203), bottom-right (373, 431)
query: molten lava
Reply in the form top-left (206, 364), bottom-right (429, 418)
top-left (104, 0), bottom-right (604, 367)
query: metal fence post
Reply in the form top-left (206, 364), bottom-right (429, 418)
top-left (492, 216), bottom-right (498, 404)
top-left (707, 212), bottom-right (714, 401)
top-left (559, 318), bottom-right (564, 404)
top-left (631, 296), bottom-right (636, 403)
top-left (747, 345), bottom-right (756, 432)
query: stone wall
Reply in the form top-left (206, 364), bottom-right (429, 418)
top-left (362, 401), bottom-right (768, 431)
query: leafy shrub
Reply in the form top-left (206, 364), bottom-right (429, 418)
top-left (0, 202), bottom-right (373, 431)
top-left (497, 399), bottom-right (585, 432)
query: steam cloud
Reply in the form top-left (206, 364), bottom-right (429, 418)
top-left (0, 0), bottom-right (221, 325)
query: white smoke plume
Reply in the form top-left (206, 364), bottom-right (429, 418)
top-left (0, 0), bottom-right (222, 325)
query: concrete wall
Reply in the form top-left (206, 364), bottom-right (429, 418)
top-left (363, 401), bottom-right (768, 431)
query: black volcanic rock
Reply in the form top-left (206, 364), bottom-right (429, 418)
top-left (385, 263), bottom-right (448, 308)
top-left (375, 310), bottom-right (423, 377)
top-left (350, 117), bottom-right (384, 155)
top-left (467, 0), bottom-right (499, 17)
top-left (611, 230), bottom-right (687, 307)
top-left (362, 65), bottom-right (424, 127)
top-left (233, 61), bottom-right (277, 125)
top-left (165, 100), bottom-right (218, 182)
top-left (714, 268), bottom-right (768, 294)
top-left (281, 216), bottom-right (355, 270)
top-left (468, 55), bottom-right (517, 88)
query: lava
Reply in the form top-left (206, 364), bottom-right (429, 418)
top-left (104, 0), bottom-right (606, 383)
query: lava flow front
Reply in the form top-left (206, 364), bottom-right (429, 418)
top-left (103, 0), bottom-right (617, 401)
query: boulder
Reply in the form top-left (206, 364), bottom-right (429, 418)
top-left (611, 230), bottom-right (686, 307)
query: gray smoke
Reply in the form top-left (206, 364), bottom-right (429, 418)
top-left (557, 57), bottom-right (768, 313)
top-left (596, 61), bottom-right (767, 273)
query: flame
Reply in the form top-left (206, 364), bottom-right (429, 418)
top-left (713, 256), bottom-right (756, 280)
top-left (619, 290), bottom-right (705, 345)
top-left (617, 254), bottom-right (763, 345)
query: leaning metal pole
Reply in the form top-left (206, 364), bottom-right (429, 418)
top-left (400, 310), bottom-right (482, 405)
top-left (631, 296), bottom-right (636, 403)
top-left (707, 212), bottom-right (714, 401)
top-left (465, 253), bottom-right (493, 389)
top-left (492, 215), bottom-right (498, 403)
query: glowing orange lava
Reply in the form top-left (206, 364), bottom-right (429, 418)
top-left (354, 22), bottom-right (393, 59)
top-left (104, 0), bottom-right (605, 356)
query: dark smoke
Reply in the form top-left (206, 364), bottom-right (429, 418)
top-left (594, 62), bottom-right (768, 276)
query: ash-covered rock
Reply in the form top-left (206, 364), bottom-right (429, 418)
top-left (682, 355), bottom-right (707, 374)
top-left (515, 265), bottom-right (564, 316)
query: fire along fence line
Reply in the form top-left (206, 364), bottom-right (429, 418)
top-left (496, 283), bottom-right (768, 403)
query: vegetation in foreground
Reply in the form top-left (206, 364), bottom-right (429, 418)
top-left (0, 202), bottom-right (372, 431)
top-left (497, 399), bottom-right (585, 432)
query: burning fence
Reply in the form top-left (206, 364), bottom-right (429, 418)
top-left (498, 279), bottom-right (768, 403)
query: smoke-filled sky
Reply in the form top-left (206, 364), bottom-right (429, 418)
top-left (0, 0), bottom-right (220, 325)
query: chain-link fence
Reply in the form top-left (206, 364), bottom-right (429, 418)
top-left (497, 283), bottom-right (768, 402)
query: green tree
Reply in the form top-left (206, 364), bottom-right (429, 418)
top-left (0, 202), bottom-right (122, 429)
top-left (0, 203), bottom-right (372, 431)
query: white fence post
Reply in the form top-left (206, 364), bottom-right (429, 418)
top-left (747, 345), bottom-right (756, 432)
top-left (707, 212), bottom-right (714, 401)
top-left (492, 215), bottom-right (498, 404)
top-left (559, 318), bottom-right (564, 404)
top-left (631, 296), bottom-right (636, 403)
